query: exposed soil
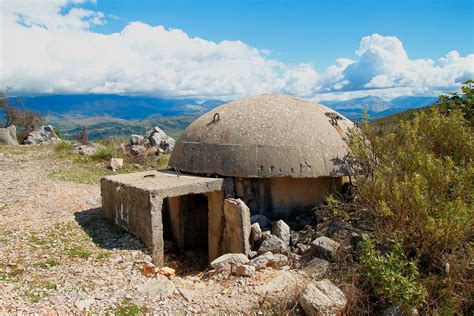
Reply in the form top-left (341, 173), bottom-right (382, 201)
top-left (0, 145), bottom-right (308, 313)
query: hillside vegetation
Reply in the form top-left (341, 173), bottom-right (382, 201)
top-left (333, 80), bottom-right (473, 314)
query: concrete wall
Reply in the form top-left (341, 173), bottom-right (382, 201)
top-left (234, 176), bottom-right (345, 219)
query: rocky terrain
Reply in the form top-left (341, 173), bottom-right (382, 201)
top-left (0, 145), bottom-right (347, 314)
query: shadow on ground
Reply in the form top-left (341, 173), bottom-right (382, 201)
top-left (74, 208), bottom-right (145, 251)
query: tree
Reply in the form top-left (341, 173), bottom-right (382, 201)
top-left (0, 92), bottom-right (45, 142)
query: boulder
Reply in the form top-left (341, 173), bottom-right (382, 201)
top-left (210, 253), bottom-right (249, 271)
top-left (130, 134), bottom-right (144, 145)
top-left (273, 254), bottom-right (289, 268)
top-left (130, 145), bottom-right (146, 156)
top-left (250, 222), bottom-right (263, 242)
top-left (303, 258), bottom-right (330, 279)
top-left (258, 234), bottom-right (288, 255)
top-left (235, 264), bottom-right (256, 277)
top-left (222, 198), bottom-right (251, 255)
top-left (23, 125), bottom-right (60, 145)
top-left (147, 126), bottom-right (175, 152)
top-left (311, 236), bottom-right (340, 261)
top-left (136, 275), bottom-right (176, 298)
top-left (298, 279), bottom-right (347, 315)
top-left (272, 220), bottom-right (290, 246)
top-left (109, 158), bottom-right (123, 171)
top-left (0, 125), bottom-right (19, 145)
top-left (73, 143), bottom-right (98, 156)
top-left (248, 251), bottom-right (276, 270)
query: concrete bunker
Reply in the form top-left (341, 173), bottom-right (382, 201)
top-left (101, 94), bottom-right (353, 265)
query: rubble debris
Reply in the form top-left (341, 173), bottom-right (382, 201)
top-left (248, 251), bottom-right (276, 270)
top-left (272, 219), bottom-right (290, 246)
top-left (311, 236), bottom-right (340, 261)
top-left (147, 126), bottom-right (175, 153)
top-left (210, 253), bottom-right (249, 272)
top-left (258, 234), bottom-right (288, 255)
top-left (235, 264), bottom-right (256, 277)
top-left (222, 198), bottom-right (251, 255)
top-left (303, 258), bottom-right (330, 279)
top-left (250, 222), bottom-right (263, 242)
top-left (299, 279), bottom-right (347, 315)
top-left (23, 125), bottom-right (61, 145)
top-left (130, 134), bottom-right (144, 146)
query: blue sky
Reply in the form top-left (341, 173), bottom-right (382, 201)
top-left (87, 0), bottom-right (474, 69)
top-left (2, 0), bottom-right (473, 101)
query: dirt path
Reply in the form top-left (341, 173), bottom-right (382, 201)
top-left (0, 145), bottom-right (306, 313)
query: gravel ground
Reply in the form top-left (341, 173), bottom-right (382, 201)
top-left (0, 145), bottom-right (308, 313)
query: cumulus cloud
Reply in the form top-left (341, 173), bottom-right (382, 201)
top-left (0, 1), bottom-right (473, 101)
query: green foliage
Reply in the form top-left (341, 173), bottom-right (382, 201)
top-left (92, 145), bottom-right (120, 161)
top-left (34, 258), bottom-right (60, 268)
top-left (114, 299), bottom-right (148, 316)
top-left (54, 140), bottom-right (73, 152)
top-left (67, 245), bottom-right (92, 259)
top-left (343, 84), bottom-right (473, 312)
top-left (362, 238), bottom-right (427, 309)
top-left (437, 80), bottom-right (473, 126)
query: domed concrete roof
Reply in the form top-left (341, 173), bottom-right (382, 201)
top-left (169, 94), bottom-right (353, 178)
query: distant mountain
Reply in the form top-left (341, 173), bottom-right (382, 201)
top-left (4, 93), bottom-right (439, 139)
top-left (321, 95), bottom-right (438, 121)
top-left (324, 96), bottom-right (392, 112)
top-left (8, 94), bottom-right (206, 120)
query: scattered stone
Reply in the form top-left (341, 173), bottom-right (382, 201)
top-left (311, 236), bottom-right (340, 261)
top-left (298, 279), bottom-right (347, 316)
top-left (178, 288), bottom-right (195, 302)
top-left (250, 222), bottom-right (263, 242)
top-left (109, 253), bottom-right (123, 264)
top-left (74, 298), bottom-right (95, 311)
top-left (273, 254), bottom-right (289, 268)
top-left (129, 145), bottom-right (146, 156)
top-left (296, 243), bottom-right (311, 254)
top-left (248, 251), bottom-right (276, 270)
top-left (130, 134), bottom-right (144, 145)
top-left (160, 266), bottom-right (176, 277)
top-left (235, 264), bottom-right (256, 277)
top-left (248, 251), bottom-right (258, 259)
top-left (109, 158), bottom-right (123, 171)
top-left (272, 220), bottom-right (290, 246)
top-left (23, 125), bottom-right (60, 145)
top-left (136, 275), bottom-right (176, 298)
top-left (303, 258), bottom-right (330, 279)
top-left (73, 143), bottom-right (98, 156)
top-left (258, 234), bottom-right (288, 255)
top-left (0, 125), bottom-right (19, 145)
top-left (250, 214), bottom-right (269, 228)
top-left (147, 126), bottom-right (175, 152)
top-left (210, 253), bottom-right (249, 271)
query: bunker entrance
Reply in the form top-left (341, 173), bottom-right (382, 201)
top-left (163, 193), bottom-right (209, 255)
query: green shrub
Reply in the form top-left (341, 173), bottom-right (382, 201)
top-left (362, 238), bottom-right (427, 309)
top-left (340, 82), bottom-right (473, 312)
top-left (54, 141), bottom-right (73, 152)
top-left (92, 145), bottom-right (120, 161)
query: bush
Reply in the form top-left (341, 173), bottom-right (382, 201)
top-left (92, 146), bottom-right (120, 161)
top-left (361, 238), bottom-right (427, 309)
top-left (339, 82), bottom-right (473, 312)
top-left (55, 141), bottom-right (73, 152)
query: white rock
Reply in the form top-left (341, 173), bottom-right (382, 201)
top-left (74, 298), bottom-right (95, 311)
top-left (251, 222), bottom-right (263, 242)
top-left (299, 279), bottom-right (347, 316)
top-left (0, 125), bottom-right (19, 145)
top-left (258, 234), bottom-right (288, 255)
top-left (272, 220), bottom-right (290, 246)
top-left (109, 158), bottom-right (123, 171)
top-left (210, 253), bottom-right (249, 271)
top-left (311, 236), bottom-right (340, 261)
top-left (136, 275), bottom-right (176, 298)
top-left (248, 251), bottom-right (276, 270)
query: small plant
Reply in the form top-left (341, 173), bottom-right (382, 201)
top-left (75, 127), bottom-right (90, 145)
top-left (114, 299), bottom-right (148, 316)
top-left (67, 245), bottom-right (92, 259)
top-left (34, 258), bottom-right (60, 268)
top-left (55, 140), bottom-right (73, 152)
top-left (92, 145), bottom-right (119, 161)
top-left (361, 238), bottom-right (427, 310)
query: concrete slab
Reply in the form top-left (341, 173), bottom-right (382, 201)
top-left (101, 170), bottom-right (224, 265)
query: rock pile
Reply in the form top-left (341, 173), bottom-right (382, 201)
top-left (23, 125), bottom-right (61, 145)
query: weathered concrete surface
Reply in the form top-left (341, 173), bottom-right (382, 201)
top-left (222, 198), bottom-right (251, 255)
top-left (101, 170), bottom-right (224, 265)
top-left (169, 94), bottom-right (353, 178)
top-left (235, 176), bottom-right (344, 219)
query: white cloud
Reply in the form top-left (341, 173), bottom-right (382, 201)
top-left (0, 1), bottom-right (473, 101)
